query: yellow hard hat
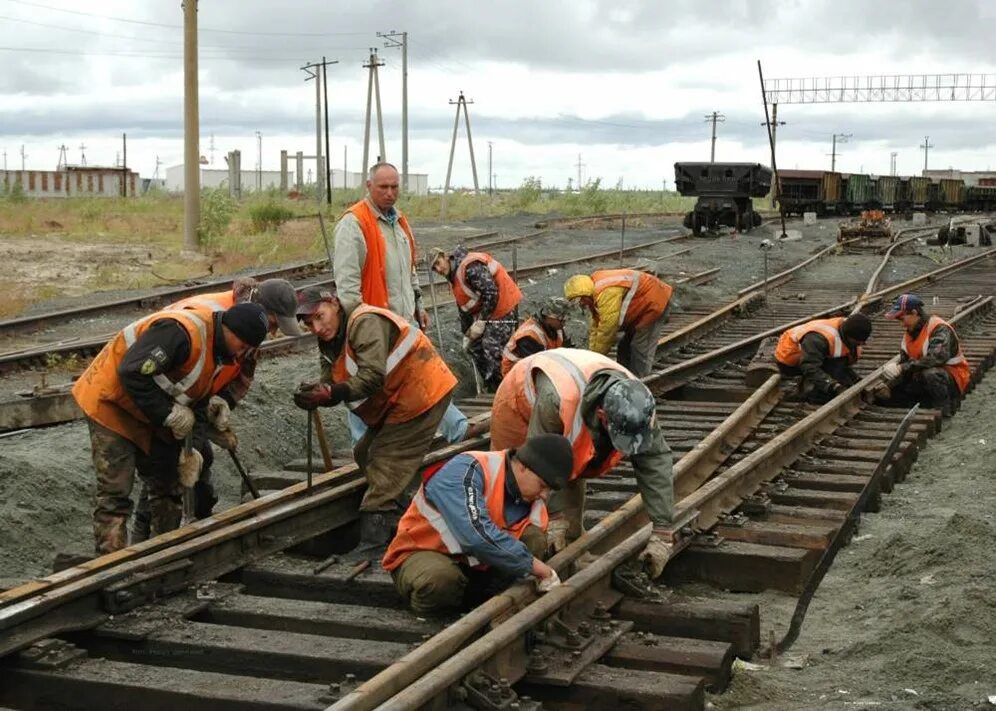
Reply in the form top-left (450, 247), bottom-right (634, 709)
top-left (563, 274), bottom-right (595, 300)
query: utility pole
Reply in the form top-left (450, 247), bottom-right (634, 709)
top-left (20, 144), bottom-right (26, 171)
top-left (122, 132), bottom-right (127, 197)
top-left (56, 144), bottom-right (68, 170)
top-left (153, 155), bottom-right (162, 180)
top-left (487, 141), bottom-right (493, 195)
top-left (255, 130), bottom-right (262, 191)
top-left (575, 153), bottom-right (585, 191)
top-left (183, 0), bottom-right (200, 250)
top-left (209, 133), bottom-right (215, 165)
top-left (704, 111), bottom-right (726, 162)
top-left (79, 142), bottom-right (87, 167)
top-left (379, 30), bottom-right (408, 192)
top-left (890, 151), bottom-right (898, 176)
top-left (760, 104), bottom-right (785, 207)
top-left (300, 58), bottom-right (339, 200)
top-left (829, 133), bottom-right (851, 172)
top-left (441, 91), bottom-right (480, 217)
top-left (322, 55), bottom-right (332, 205)
top-left (920, 136), bottom-right (934, 175)
top-left (3, 150), bottom-right (7, 171)
top-left (361, 50), bottom-right (386, 180)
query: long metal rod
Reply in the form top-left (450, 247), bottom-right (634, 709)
top-left (425, 259), bottom-right (446, 350)
top-left (306, 411), bottom-right (314, 491)
top-left (757, 60), bottom-right (787, 240)
top-left (323, 56), bottom-right (332, 206)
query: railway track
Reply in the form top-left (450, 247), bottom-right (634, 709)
top-left (1, 243), bottom-right (993, 709)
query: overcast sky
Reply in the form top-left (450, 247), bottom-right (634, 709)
top-left (1, 0), bottom-right (994, 190)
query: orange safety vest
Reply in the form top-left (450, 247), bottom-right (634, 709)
top-left (452, 252), bottom-right (522, 318)
top-left (491, 348), bottom-right (631, 481)
top-left (592, 269), bottom-right (672, 331)
top-left (331, 305), bottom-right (456, 426)
top-left (167, 290), bottom-right (245, 394)
top-left (774, 317), bottom-right (859, 367)
top-left (381, 450), bottom-right (548, 572)
top-left (902, 315), bottom-right (970, 394)
top-left (500, 317), bottom-right (564, 377)
top-left (346, 200), bottom-right (417, 310)
top-left (72, 307), bottom-right (220, 453)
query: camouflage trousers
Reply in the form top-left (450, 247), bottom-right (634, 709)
top-left (391, 525), bottom-right (546, 615)
top-left (889, 367), bottom-right (962, 417)
top-left (86, 418), bottom-right (182, 556)
top-left (468, 317), bottom-right (517, 391)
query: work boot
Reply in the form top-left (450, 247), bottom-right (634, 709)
top-left (344, 510), bottom-right (398, 561)
top-left (148, 496), bottom-right (182, 538)
top-left (93, 514), bottom-right (128, 556)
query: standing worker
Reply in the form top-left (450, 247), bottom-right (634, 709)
top-left (501, 297), bottom-right (573, 377)
top-left (563, 268), bottom-right (673, 377)
top-left (382, 433), bottom-right (572, 615)
top-left (72, 302), bottom-right (268, 556)
top-left (490, 349), bottom-right (676, 578)
top-left (773, 313), bottom-right (872, 403)
top-left (292, 285), bottom-right (457, 553)
top-left (430, 245), bottom-right (522, 391)
top-left (879, 294), bottom-right (969, 417)
top-left (332, 160), bottom-right (473, 441)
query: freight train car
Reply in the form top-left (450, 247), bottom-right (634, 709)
top-left (674, 162), bottom-right (772, 234)
top-left (874, 175), bottom-right (901, 210)
top-left (775, 169), bottom-right (823, 215)
top-left (844, 173), bottom-right (873, 212)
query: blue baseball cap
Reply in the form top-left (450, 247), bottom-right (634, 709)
top-left (885, 293), bottom-right (924, 319)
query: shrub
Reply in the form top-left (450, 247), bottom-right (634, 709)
top-left (248, 202), bottom-right (295, 233)
top-left (199, 188), bottom-right (237, 247)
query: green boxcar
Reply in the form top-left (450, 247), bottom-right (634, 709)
top-left (876, 176), bottom-right (900, 209)
top-left (845, 173), bottom-right (873, 209)
top-left (939, 178), bottom-right (966, 207)
top-left (907, 177), bottom-right (932, 208)
top-left (821, 172), bottom-right (842, 212)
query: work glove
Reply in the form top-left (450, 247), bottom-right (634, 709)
top-left (640, 533), bottom-right (674, 580)
top-left (207, 395), bottom-right (231, 430)
top-left (462, 336), bottom-right (473, 352)
top-left (208, 426), bottom-right (238, 451)
top-left (163, 403), bottom-right (196, 440)
top-left (882, 362), bottom-right (905, 383)
top-left (177, 447), bottom-right (204, 488)
top-left (536, 569), bottom-right (561, 593)
top-left (467, 319), bottom-right (486, 341)
top-left (546, 516), bottom-right (571, 555)
top-left (294, 382), bottom-right (332, 410)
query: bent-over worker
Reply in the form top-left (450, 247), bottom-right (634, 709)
top-left (72, 302), bottom-right (268, 555)
top-left (292, 285), bottom-right (457, 553)
top-left (774, 313), bottom-right (872, 403)
top-left (490, 348), bottom-right (675, 578)
top-left (382, 433), bottom-right (572, 615)
top-left (563, 269), bottom-right (673, 377)
top-left (431, 245), bottom-right (522, 391)
top-left (880, 294), bottom-right (970, 417)
top-left (501, 297), bottom-right (573, 377)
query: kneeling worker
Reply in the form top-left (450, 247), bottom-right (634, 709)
top-left (491, 348), bottom-right (675, 578)
top-left (293, 285), bottom-right (457, 552)
top-left (880, 293), bottom-right (969, 417)
top-left (774, 313), bottom-right (872, 403)
top-left (563, 269), bottom-right (673, 377)
top-left (501, 297), bottom-right (573, 377)
top-left (382, 433), bottom-right (571, 615)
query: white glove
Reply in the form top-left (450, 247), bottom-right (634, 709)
top-left (882, 362), bottom-right (904, 383)
top-left (208, 426), bottom-right (238, 451)
top-left (546, 517), bottom-right (570, 555)
top-left (177, 448), bottom-right (204, 488)
top-left (640, 534), bottom-right (674, 579)
top-left (536, 569), bottom-right (561, 593)
top-left (467, 319), bottom-right (486, 340)
top-left (163, 403), bottom-right (195, 440)
top-left (462, 336), bottom-right (472, 352)
top-left (207, 395), bottom-right (231, 430)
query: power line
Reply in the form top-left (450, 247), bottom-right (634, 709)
top-left (0, 45), bottom-right (336, 61)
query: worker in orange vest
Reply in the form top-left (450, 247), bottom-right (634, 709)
top-left (383, 434), bottom-right (572, 615)
top-left (292, 285), bottom-right (457, 554)
top-left (430, 245), bottom-right (523, 391)
top-left (491, 349), bottom-right (675, 578)
top-left (131, 278), bottom-right (304, 542)
top-left (880, 294), bottom-right (970, 417)
top-left (72, 302), bottom-right (268, 556)
top-left (501, 297), bottom-right (573, 377)
top-left (563, 269), bottom-right (673, 376)
top-left (773, 313), bottom-right (872, 403)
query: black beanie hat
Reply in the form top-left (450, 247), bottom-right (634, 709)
top-left (221, 302), bottom-right (268, 347)
top-left (841, 312), bottom-right (872, 343)
top-left (513, 433), bottom-right (574, 490)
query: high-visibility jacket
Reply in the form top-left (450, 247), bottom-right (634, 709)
top-left (491, 348), bottom-right (630, 481)
top-left (902, 315), bottom-right (970, 394)
top-left (167, 290), bottom-right (243, 394)
top-left (331, 305), bottom-right (456, 426)
top-left (345, 200), bottom-right (417, 310)
top-left (500, 318), bottom-right (564, 377)
top-left (774, 317), bottom-right (859, 367)
top-left (381, 450), bottom-right (547, 572)
top-left (452, 252), bottom-right (522, 318)
top-left (592, 269), bottom-right (672, 331)
top-left (72, 306), bottom-right (219, 453)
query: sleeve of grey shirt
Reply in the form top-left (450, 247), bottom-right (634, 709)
top-left (526, 371), bottom-right (566, 438)
top-left (630, 425), bottom-right (675, 527)
top-left (333, 213), bottom-right (366, 315)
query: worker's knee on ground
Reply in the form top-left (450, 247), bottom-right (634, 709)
top-left (395, 552), bottom-right (467, 615)
top-left (520, 525), bottom-right (548, 559)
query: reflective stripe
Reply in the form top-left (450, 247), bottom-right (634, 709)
top-left (502, 323), bottom-right (548, 364)
top-left (412, 488), bottom-right (477, 565)
top-left (541, 352), bottom-right (587, 443)
top-left (594, 273), bottom-right (640, 328)
top-left (790, 322), bottom-right (843, 358)
top-left (121, 311), bottom-right (211, 405)
top-left (385, 326), bottom-right (420, 373)
top-left (455, 256), bottom-right (498, 312)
